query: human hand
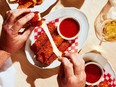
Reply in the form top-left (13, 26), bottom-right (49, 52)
top-left (57, 52), bottom-right (86, 87)
top-left (0, 9), bottom-right (35, 55)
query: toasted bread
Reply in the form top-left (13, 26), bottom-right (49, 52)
top-left (36, 0), bottom-right (43, 5)
top-left (17, 0), bottom-right (43, 8)
top-left (31, 0), bottom-right (37, 7)
top-left (17, 1), bottom-right (33, 8)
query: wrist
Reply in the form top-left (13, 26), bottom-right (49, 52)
top-left (0, 50), bottom-right (11, 57)
top-left (0, 45), bottom-right (12, 55)
top-left (0, 50), bottom-right (11, 67)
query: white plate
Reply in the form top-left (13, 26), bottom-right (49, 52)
top-left (25, 7), bottom-right (89, 69)
top-left (6, 0), bottom-right (57, 13)
top-left (82, 52), bottom-right (116, 85)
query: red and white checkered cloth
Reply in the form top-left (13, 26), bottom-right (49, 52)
top-left (33, 18), bottom-right (78, 54)
top-left (33, 18), bottom-right (116, 87)
top-left (103, 69), bottom-right (116, 87)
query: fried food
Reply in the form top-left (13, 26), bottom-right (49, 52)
top-left (36, 31), bottom-right (64, 65)
top-left (31, 22), bottom-right (56, 54)
top-left (31, 21), bottom-right (71, 66)
top-left (29, 12), bottom-right (43, 27)
top-left (17, 0), bottom-right (43, 8)
top-left (45, 40), bottom-right (71, 65)
top-left (18, 1), bottom-right (33, 8)
top-left (96, 80), bottom-right (109, 87)
top-left (36, 0), bottom-right (43, 5)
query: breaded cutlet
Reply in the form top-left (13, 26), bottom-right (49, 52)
top-left (42, 40), bottom-right (71, 65)
top-left (31, 22), bottom-right (56, 54)
top-left (36, 31), bottom-right (64, 64)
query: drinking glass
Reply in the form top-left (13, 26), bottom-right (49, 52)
top-left (94, 0), bottom-right (116, 45)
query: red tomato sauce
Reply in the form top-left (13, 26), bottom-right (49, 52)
top-left (85, 64), bottom-right (102, 83)
top-left (59, 18), bottom-right (80, 38)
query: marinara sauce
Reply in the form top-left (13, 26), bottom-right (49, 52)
top-left (59, 18), bottom-right (80, 38)
top-left (85, 63), bottom-right (102, 84)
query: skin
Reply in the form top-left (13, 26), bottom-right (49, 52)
top-left (0, 9), bottom-right (35, 67)
top-left (0, 9), bottom-right (86, 87)
top-left (58, 52), bottom-right (86, 87)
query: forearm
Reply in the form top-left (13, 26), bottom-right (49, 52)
top-left (0, 50), bottom-right (11, 68)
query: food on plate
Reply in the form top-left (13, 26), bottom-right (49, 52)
top-left (47, 41), bottom-right (71, 65)
top-left (31, 22), bottom-right (71, 66)
top-left (36, 0), bottom-right (43, 5)
top-left (31, 22), bottom-right (56, 54)
top-left (36, 31), bottom-right (64, 65)
top-left (18, 1), bottom-right (33, 8)
top-left (97, 80), bottom-right (109, 87)
top-left (29, 11), bottom-right (44, 27)
top-left (9, 0), bottom-right (43, 8)
top-left (17, 0), bottom-right (43, 8)
top-left (102, 20), bottom-right (116, 41)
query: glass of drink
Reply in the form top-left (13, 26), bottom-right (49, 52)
top-left (94, 0), bottom-right (116, 45)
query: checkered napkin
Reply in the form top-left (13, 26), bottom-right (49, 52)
top-left (33, 18), bottom-right (78, 54)
top-left (103, 69), bottom-right (116, 87)
top-left (33, 18), bottom-right (116, 87)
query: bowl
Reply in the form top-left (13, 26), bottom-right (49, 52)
top-left (85, 61), bottom-right (104, 85)
top-left (57, 16), bottom-right (80, 40)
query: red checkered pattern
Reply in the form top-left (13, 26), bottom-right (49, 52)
top-left (33, 18), bottom-right (78, 53)
top-left (103, 69), bottom-right (116, 87)
top-left (34, 27), bottom-right (43, 40)
top-left (34, 19), bottom-right (59, 40)
top-left (33, 18), bottom-right (116, 87)
top-left (64, 38), bottom-right (78, 54)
